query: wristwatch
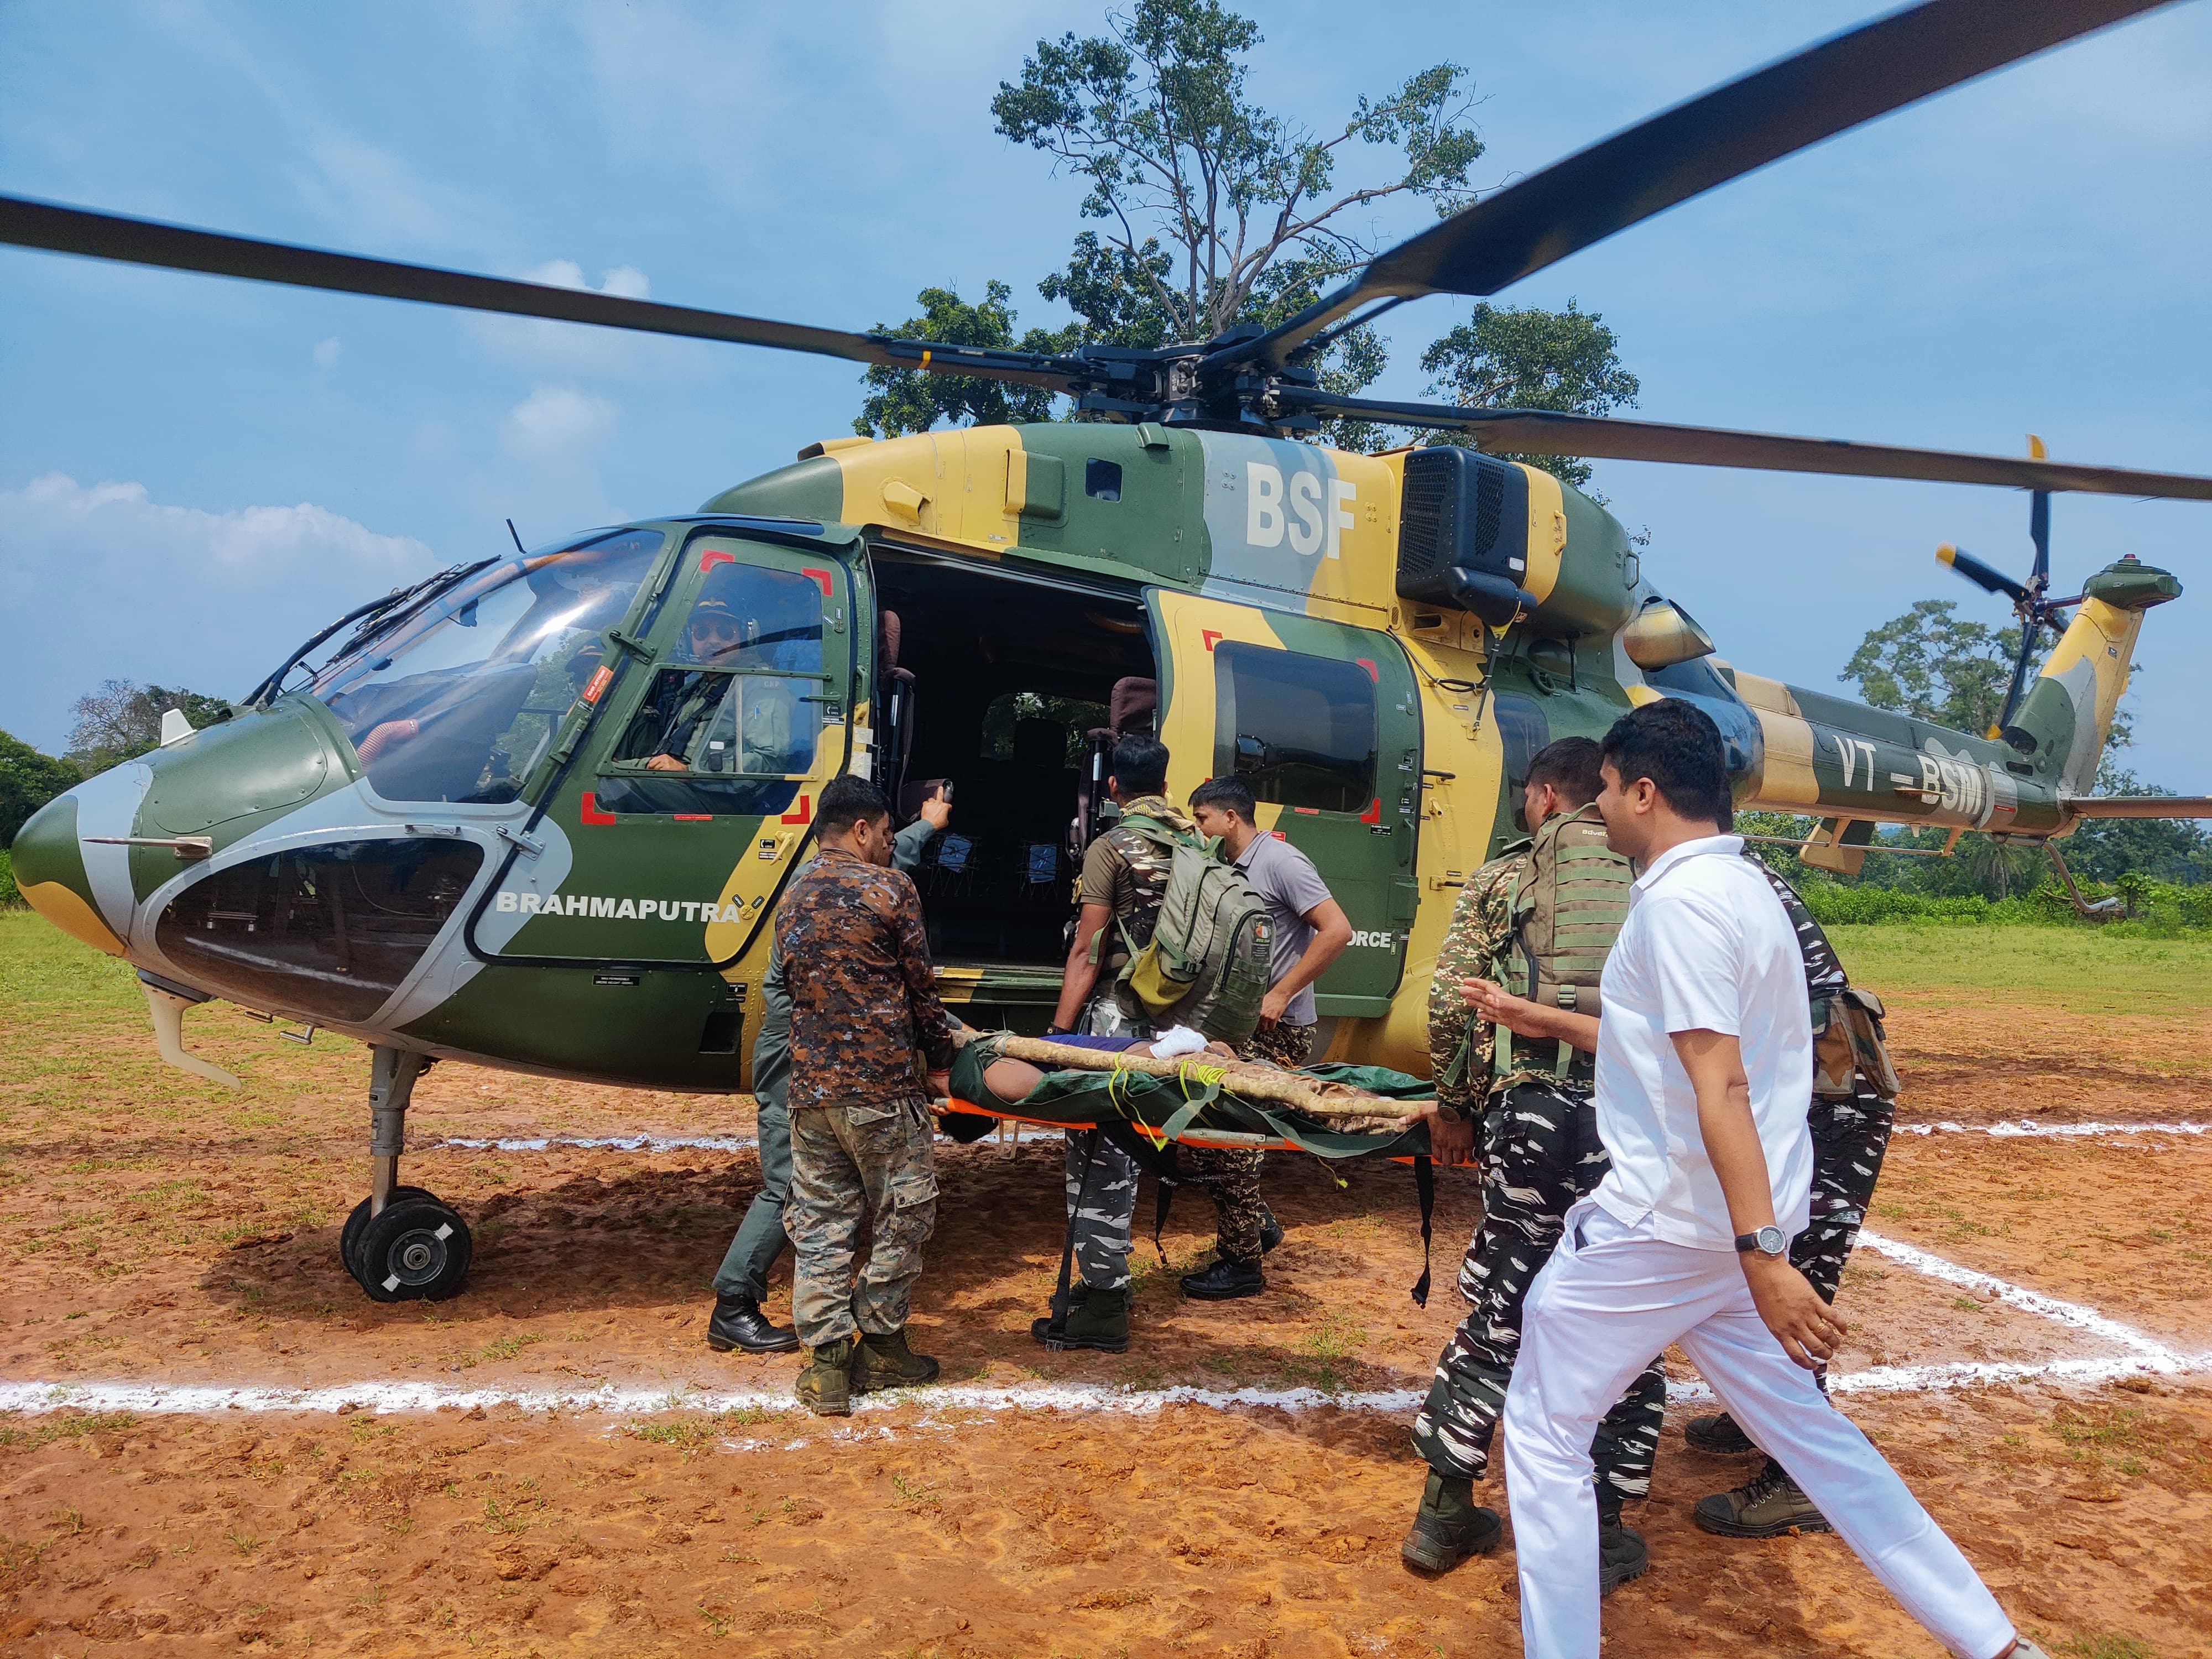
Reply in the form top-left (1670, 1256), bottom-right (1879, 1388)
top-left (1734, 1224), bottom-right (1787, 1259)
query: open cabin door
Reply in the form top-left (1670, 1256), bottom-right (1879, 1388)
top-left (447, 525), bottom-right (863, 1088)
top-left (1145, 588), bottom-right (1422, 1025)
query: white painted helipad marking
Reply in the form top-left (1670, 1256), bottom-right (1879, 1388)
top-left (1856, 1228), bottom-right (2184, 1367)
top-left (6, 1349), bottom-right (2203, 1426)
top-left (1895, 1120), bottom-right (2208, 1140)
top-left (429, 1134), bottom-right (758, 1154)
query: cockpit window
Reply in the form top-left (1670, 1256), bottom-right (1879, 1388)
top-left (312, 529), bottom-right (664, 804)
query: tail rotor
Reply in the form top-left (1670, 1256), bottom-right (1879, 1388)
top-left (1935, 435), bottom-right (2068, 744)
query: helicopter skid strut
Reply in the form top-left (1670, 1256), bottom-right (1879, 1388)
top-left (340, 1047), bottom-right (473, 1303)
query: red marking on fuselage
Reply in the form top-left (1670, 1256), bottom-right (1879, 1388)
top-left (1201, 629), bottom-right (1224, 653)
top-left (699, 549), bottom-right (737, 572)
top-left (580, 792), bottom-right (617, 826)
top-left (780, 795), bottom-right (812, 825)
top-left (801, 567), bottom-right (834, 598)
top-left (1359, 796), bottom-right (1382, 825)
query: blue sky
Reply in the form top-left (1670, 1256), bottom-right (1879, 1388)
top-left (3, 1), bottom-right (2208, 789)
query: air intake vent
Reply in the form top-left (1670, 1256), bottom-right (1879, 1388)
top-left (1397, 448), bottom-right (1531, 617)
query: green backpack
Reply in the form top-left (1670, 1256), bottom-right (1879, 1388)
top-left (1493, 801), bottom-right (1634, 1083)
top-left (1111, 813), bottom-right (1274, 1051)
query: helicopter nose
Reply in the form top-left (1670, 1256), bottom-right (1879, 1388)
top-left (11, 786), bottom-right (129, 956)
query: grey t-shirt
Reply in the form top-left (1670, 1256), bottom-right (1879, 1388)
top-left (1235, 830), bottom-right (1335, 1025)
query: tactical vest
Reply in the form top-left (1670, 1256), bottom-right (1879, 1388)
top-left (1494, 802), bottom-right (1634, 1084)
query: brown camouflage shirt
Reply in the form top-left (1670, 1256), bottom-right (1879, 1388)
top-left (1426, 846), bottom-right (1527, 1121)
top-left (1077, 795), bottom-right (1192, 967)
top-left (778, 846), bottom-right (957, 1110)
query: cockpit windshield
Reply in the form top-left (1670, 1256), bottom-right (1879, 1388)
top-left (313, 528), bottom-right (665, 804)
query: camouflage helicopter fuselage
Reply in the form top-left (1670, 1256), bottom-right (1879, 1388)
top-left (13, 421), bottom-right (2179, 1095)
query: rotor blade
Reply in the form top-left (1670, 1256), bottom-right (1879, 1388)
top-left (2030, 489), bottom-right (2051, 582)
top-left (1243, 0), bottom-right (2177, 367)
top-left (2062, 795), bottom-right (2212, 818)
top-left (1937, 545), bottom-right (2030, 602)
top-left (0, 195), bottom-right (1088, 394)
top-left (1287, 393), bottom-right (2212, 502)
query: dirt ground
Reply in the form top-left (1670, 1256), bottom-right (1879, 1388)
top-left (2, 924), bottom-right (2209, 1656)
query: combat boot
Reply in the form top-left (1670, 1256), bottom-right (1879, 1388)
top-left (1030, 1284), bottom-right (1131, 1353)
top-left (1258, 1203), bottom-right (1285, 1255)
top-left (1180, 1256), bottom-right (1265, 1300)
top-left (1597, 1499), bottom-right (1651, 1595)
top-left (1693, 1458), bottom-right (1830, 1538)
top-left (1399, 1470), bottom-right (1503, 1573)
top-left (706, 1294), bottom-right (799, 1355)
top-left (854, 1328), bottom-right (940, 1392)
top-left (1684, 1410), bottom-right (1756, 1454)
top-left (794, 1334), bottom-right (858, 1417)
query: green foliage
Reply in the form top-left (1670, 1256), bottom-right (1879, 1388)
top-left (0, 729), bottom-right (81, 845)
top-left (859, 0), bottom-right (1641, 468)
top-left (65, 678), bottom-right (233, 776)
top-left (1417, 300), bottom-right (1640, 487)
top-left (2061, 763), bottom-right (2212, 885)
top-left (854, 281), bottom-right (1079, 438)
top-left (1839, 599), bottom-right (2025, 738)
top-left (0, 850), bottom-right (15, 907)
top-left (992, 0), bottom-right (1481, 343)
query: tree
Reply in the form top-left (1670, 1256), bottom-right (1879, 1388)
top-left (2060, 762), bottom-right (2211, 885)
top-left (1840, 599), bottom-right (2025, 739)
top-left (854, 283), bottom-right (1081, 438)
top-left (65, 680), bottom-right (232, 775)
top-left (992, 0), bottom-right (1482, 346)
top-left (0, 729), bottom-right (81, 845)
top-left (1417, 300), bottom-right (1639, 487)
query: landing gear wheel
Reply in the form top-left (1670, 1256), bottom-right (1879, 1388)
top-left (353, 1197), bottom-right (472, 1302)
top-left (340, 1186), bottom-right (435, 1283)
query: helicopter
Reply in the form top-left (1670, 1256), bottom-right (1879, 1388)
top-left (7, 0), bottom-right (2211, 1305)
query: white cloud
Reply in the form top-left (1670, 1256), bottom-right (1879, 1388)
top-left (499, 385), bottom-right (619, 465)
top-left (313, 336), bottom-right (342, 366)
top-left (0, 473), bottom-right (432, 584)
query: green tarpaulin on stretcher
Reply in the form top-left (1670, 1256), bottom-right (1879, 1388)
top-left (945, 1035), bottom-right (1436, 1162)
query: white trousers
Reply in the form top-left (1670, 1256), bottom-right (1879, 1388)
top-left (1502, 1201), bottom-right (2015, 1659)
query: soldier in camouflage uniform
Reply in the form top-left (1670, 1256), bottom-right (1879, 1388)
top-left (1033, 735), bottom-right (1185, 1354)
top-left (1403, 739), bottom-right (1662, 1594)
top-left (1686, 856), bottom-right (1901, 1538)
top-left (705, 802), bottom-right (948, 1357)
top-left (779, 775), bottom-right (962, 1416)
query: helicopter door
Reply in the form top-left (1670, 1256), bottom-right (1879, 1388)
top-left (487, 527), bottom-right (858, 983)
top-left (1145, 588), bottom-right (1422, 1021)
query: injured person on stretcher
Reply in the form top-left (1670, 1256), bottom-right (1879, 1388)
top-left (925, 1024), bottom-right (1231, 1108)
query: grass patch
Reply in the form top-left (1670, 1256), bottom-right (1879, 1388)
top-left (457, 1332), bottom-right (545, 1369)
top-left (2058, 1638), bottom-right (2155, 1659)
top-left (1279, 1311), bottom-right (1367, 1393)
top-left (0, 1410), bottom-right (138, 1451)
top-left (1830, 922), bottom-right (2212, 1018)
top-left (623, 1407), bottom-right (770, 1457)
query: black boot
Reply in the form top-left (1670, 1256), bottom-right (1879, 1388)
top-left (706, 1293), bottom-right (799, 1354)
top-left (1400, 1470), bottom-right (1502, 1573)
top-left (1598, 1499), bottom-right (1651, 1595)
top-left (1031, 1284), bottom-right (1132, 1353)
top-left (1258, 1203), bottom-right (1285, 1255)
top-left (1180, 1256), bottom-right (1265, 1300)
top-left (1684, 1410), bottom-right (1756, 1454)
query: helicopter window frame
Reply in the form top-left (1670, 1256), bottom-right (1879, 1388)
top-left (310, 528), bottom-right (668, 808)
top-left (587, 535), bottom-right (847, 817)
top-left (1211, 640), bottom-right (1380, 817)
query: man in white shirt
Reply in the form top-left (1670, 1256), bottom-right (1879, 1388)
top-left (1500, 699), bottom-right (2043, 1659)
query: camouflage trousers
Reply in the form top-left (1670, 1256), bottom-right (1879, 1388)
top-left (1797, 1082), bottom-right (1897, 1387)
top-left (786, 1097), bottom-right (938, 1347)
top-left (1410, 1077), bottom-right (1665, 1510)
top-left (1181, 1019), bottom-right (1313, 1265)
top-left (1063, 1130), bottom-right (1140, 1291)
